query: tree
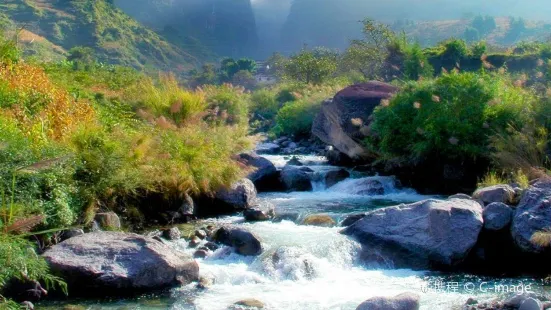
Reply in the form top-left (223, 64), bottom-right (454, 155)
top-left (403, 43), bottom-right (433, 80)
top-left (190, 63), bottom-right (219, 87)
top-left (284, 49), bottom-right (337, 84)
top-left (67, 46), bottom-right (96, 70)
top-left (464, 27), bottom-right (480, 43)
top-left (340, 18), bottom-right (395, 79)
top-left (219, 58), bottom-right (256, 81)
top-left (231, 70), bottom-right (256, 90)
top-left (265, 52), bottom-right (288, 77)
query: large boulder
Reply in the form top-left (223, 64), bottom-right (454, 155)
top-left (238, 153), bottom-right (282, 191)
top-left (312, 82), bottom-right (399, 160)
top-left (42, 232), bottom-right (199, 295)
top-left (213, 227), bottom-right (262, 256)
top-left (511, 180), bottom-right (551, 253)
top-left (280, 165), bottom-right (312, 192)
top-left (472, 184), bottom-right (516, 205)
top-left (342, 198), bottom-right (483, 268)
top-left (215, 178), bottom-right (257, 210)
top-left (356, 292), bottom-right (420, 310)
top-left (244, 201), bottom-right (275, 222)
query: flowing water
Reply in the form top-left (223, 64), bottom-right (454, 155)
top-left (44, 155), bottom-right (547, 310)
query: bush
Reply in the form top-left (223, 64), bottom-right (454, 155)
top-left (403, 43), bottom-right (434, 80)
top-left (441, 39), bottom-right (469, 63)
top-left (274, 99), bottom-right (322, 138)
top-left (368, 71), bottom-right (534, 165)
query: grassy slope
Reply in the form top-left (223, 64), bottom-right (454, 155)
top-left (404, 17), bottom-right (551, 46)
top-left (0, 0), bottom-right (201, 71)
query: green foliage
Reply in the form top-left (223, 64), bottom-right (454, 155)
top-left (367, 71), bottom-right (533, 165)
top-left (441, 39), bottom-right (469, 63)
top-left (341, 18), bottom-right (394, 79)
top-left (470, 41), bottom-right (487, 58)
top-left (220, 58), bottom-right (257, 82)
top-left (0, 234), bottom-right (67, 296)
top-left (274, 99), bottom-right (322, 138)
top-left (284, 49), bottom-right (338, 84)
top-left (67, 46), bottom-right (96, 70)
top-left (265, 52), bottom-right (288, 77)
top-left (403, 43), bottom-right (434, 80)
top-left (0, 30), bottom-right (19, 63)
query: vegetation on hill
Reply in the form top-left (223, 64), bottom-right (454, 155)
top-left (0, 0), bottom-right (201, 72)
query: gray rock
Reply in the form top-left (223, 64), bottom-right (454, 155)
top-left (179, 193), bottom-right (195, 216)
top-left (341, 213), bottom-right (366, 227)
top-left (188, 236), bottom-right (201, 248)
top-left (195, 229), bottom-right (207, 239)
top-left (473, 185), bottom-right (516, 205)
top-left (162, 227), bottom-right (181, 240)
top-left (483, 202), bottom-right (513, 231)
top-left (94, 212), bottom-right (121, 230)
top-left (193, 249), bottom-right (209, 259)
top-left (215, 178), bottom-right (257, 210)
top-left (504, 293), bottom-right (538, 308)
top-left (449, 193), bottom-right (472, 200)
top-left (519, 298), bottom-right (543, 310)
top-left (61, 228), bottom-right (85, 241)
top-left (42, 232), bottom-right (199, 295)
top-left (325, 169), bottom-right (350, 188)
top-left (356, 292), bottom-right (420, 310)
top-left (280, 165), bottom-right (312, 192)
top-left (255, 142), bottom-right (280, 154)
top-left (287, 156), bottom-right (303, 166)
top-left (511, 180), bottom-right (551, 253)
top-left (238, 153), bottom-right (278, 184)
top-left (213, 227), bottom-right (262, 256)
top-left (244, 202), bottom-right (275, 222)
top-left (342, 199), bottom-right (483, 268)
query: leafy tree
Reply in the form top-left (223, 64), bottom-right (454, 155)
top-left (504, 17), bottom-right (526, 44)
top-left (0, 30), bottom-right (19, 63)
top-left (265, 52), bottom-right (288, 77)
top-left (67, 46), bottom-right (96, 70)
top-left (190, 63), bottom-right (219, 86)
top-left (470, 41), bottom-right (487, 58)
top-left (220, 58), bottom-right (240, 81)
top-left (341, 18), bottom-right (394, 79)
top-left (284, 49), bottom-right (337, 84)
top-left (471, 15), bottom-right (497, 36)
top-left (220, 58), bottom-right (257, 81)
top-left (441, 39), bottom-right (468, 63)
top-left (236, 58), bottom-right (257, 74)
top-left (231, 70), bottom-right (256, 90)
top-left (403, 43), bottom-right (433, 80)
top-left (464, 27), bottom-right (480, 43)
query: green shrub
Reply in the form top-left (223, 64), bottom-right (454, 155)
top-left (368, 71), bottom-right (533, 165)
top-left (201, 84), bottom-right (250, 126)
top-left (470, 41), bottom-right (487, 58)
top-left (274, 99), bottom-right (322, 137)
top-left (403, 43), bottom-right (434, 80)
top-left (441, 39), bottom-right (469, 63)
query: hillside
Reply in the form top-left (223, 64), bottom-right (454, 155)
top-left (0, 0), bottom-right (202, 71)
top-left (115, 0), bottom-right (259, 59)
top-left (400, 17), bottom-right (551, 47)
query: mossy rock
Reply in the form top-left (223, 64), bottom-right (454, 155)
top-left (302, 214), bottom-right (336, 227)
